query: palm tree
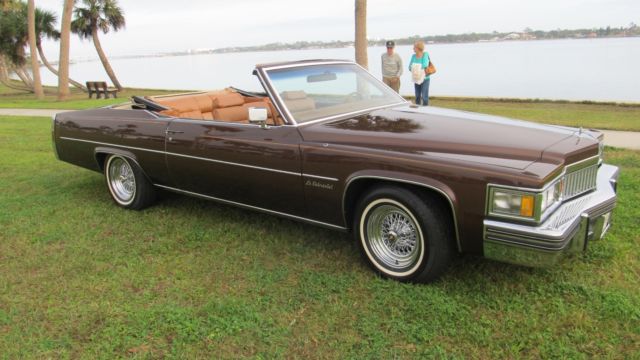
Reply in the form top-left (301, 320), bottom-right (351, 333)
top-left (354, 0), bottom-right (368, 69)
top-left (0, 0), bottom-right (35, 92)
top-left (57, 0), bottom-right (74, 100)
top-left (27, 0), bottom-right (44, 98)
top-left (71, 0), bottom-right (124, 91)
top-left (35, 7), bottom-right (86, 91)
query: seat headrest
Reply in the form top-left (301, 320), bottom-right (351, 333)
top-left (281, 91), bottom-right (308, 100)
top-left (214, 93), bottom-right (245, 108)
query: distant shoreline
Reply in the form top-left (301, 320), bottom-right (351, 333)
top-left (57, 32), bottom-right (639, 65)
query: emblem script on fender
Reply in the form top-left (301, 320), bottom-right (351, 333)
top-left (305, 179), bottom-right (334, 190)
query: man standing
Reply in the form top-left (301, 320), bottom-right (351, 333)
top-left (381, 40), bottom-right (403, 93)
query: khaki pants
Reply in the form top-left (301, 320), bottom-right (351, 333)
top-left (383, 76), bottom-right (400, 93)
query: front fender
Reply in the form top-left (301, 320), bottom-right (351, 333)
top-left (342, 169), bottom-right (461, 251)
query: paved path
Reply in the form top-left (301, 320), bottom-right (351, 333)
top-left (1, 108), bottom-right (638, 150)
top-left (0, 108), bottom-right (71, 117)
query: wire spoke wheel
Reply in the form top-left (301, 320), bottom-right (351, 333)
top-left (355, 186), bottom-right (454, 283)
top-left (107, 157), bottom-right (136, 205)
top-left (366, 203), bottom-right (421, 271)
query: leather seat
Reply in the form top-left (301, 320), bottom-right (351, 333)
top-left (281, 90), bottom-right (315, 113)
top-left (149, 90), bottom-right (281, 125)
top-left (212, 93), bottom-right (247, 122)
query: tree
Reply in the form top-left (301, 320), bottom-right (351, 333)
top-left (0, 0), bottom-right (36, 92)
top-left (35, 7), bottom-right (86, 91)
top-left (354, 0), bottom-right (367, 69)
top-left (27, 0), bottom-right (43, 98)
top-left (57, 0), bottom-right (74, 100)
top-left (71, 0), bottom-right (124, 90)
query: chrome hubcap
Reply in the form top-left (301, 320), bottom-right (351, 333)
top-left (108, 157), bottom-right (136, 203)
top-left (366, 204), bottom-right (421, 270)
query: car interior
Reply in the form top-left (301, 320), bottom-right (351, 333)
top-left (130, 89), bottom-right (285, 125)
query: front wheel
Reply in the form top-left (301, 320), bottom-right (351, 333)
top-left (104, 155), bottom-right (156, 210)
top-left (354, 186), bottom-right (454, 283)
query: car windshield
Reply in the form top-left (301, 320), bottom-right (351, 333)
top-left (265, 63), bottom-right (405, 124)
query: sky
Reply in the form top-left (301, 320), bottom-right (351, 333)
top-left (35, 0), bottom-right (639, 60)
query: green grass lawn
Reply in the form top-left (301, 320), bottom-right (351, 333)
top-left (0, 115), bottom-right (638, 358)
top-left (1, 83), bottom-right (640, 131)
top-left (0, 83), bottom-right (180, 110)
top-left (431, 98), bottom-right (640, 132)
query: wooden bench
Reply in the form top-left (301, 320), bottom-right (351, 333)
top-left (86, 81), bottom-right (119, 99)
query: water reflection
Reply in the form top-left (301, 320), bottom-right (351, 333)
top-left (327, 114), bottom-right (423, 133)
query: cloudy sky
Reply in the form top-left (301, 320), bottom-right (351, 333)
top-left (36, 0), bottom-right (639, 59)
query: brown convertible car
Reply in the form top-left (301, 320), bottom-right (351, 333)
top-left (52, 60), bottom-right (619, 282)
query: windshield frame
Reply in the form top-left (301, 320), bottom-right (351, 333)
top-left (256, 60), bottom-right (408, 126)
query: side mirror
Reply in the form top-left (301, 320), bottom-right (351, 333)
top-left (248, 107), bottom-right (269, 128)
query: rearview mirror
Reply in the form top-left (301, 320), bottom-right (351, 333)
top-left (307, 72), bottom-right (337, 83)
top-left (248, 107), bottom-right (269, 128)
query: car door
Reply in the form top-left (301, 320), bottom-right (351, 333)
top-left (164, 118), bottom-right (305, 217)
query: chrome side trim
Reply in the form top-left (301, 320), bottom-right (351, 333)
top-left (59, 136), bottom-right (337, 181)
top-left (343, 175), bottom-right (461, 251)
top-left (302, 174), bottom-right (339, 182)
top-left (154, 184), bottom-right (347, 231)
top-left (165, 151), bottom-right (301, 177)
top-left (60, 136), bottom-right (166, 155)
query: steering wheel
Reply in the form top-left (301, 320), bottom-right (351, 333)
top-left (345, 92), bottom-right (363, 103)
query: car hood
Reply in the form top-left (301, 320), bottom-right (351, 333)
top-left (298, 105), bottom-right (599, 171)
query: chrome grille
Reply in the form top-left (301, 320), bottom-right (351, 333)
top-left (563, 163), bottom-right (598, 199)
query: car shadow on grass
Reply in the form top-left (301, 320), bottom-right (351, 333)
top-left (147, 188), bottom-right (566, 287)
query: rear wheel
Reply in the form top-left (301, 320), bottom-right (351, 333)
top-left (354, 185), bottom-right (454, 283)
top-left (104, 155), bottom-right (155, 210)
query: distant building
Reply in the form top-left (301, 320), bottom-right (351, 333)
top-left (503, 33), bottom-right (521, 40)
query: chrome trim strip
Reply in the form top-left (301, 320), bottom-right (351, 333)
top-left (60, 136), bottom-right (166, 155)
top-left (343, 175), bottom-right (461, 251)
top-left (261, 60), bottom-right (356, 71)
top-left (59, 137), bottom-right (338, 181)
top-left (254, 67), bottom-right (296, 126)
top-left (154, 184), bottom-right (347, 231)
top-left (165, 151), bottom-right (301, 176)
top-left (302, 174), bottom-right (339, 182)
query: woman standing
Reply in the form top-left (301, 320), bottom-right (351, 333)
top-left (409, 40), bottom-right (431, 106)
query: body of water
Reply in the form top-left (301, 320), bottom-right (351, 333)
top-left (40, 37), bottom-right (640, 102)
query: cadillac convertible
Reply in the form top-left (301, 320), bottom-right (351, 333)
top-left (52, 60), bottom-right (619, 282)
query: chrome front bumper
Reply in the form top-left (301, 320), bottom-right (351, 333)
top-left (483, 164), bottom-right (619, 267)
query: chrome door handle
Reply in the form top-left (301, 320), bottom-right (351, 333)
top-left (165, 129), bottom-right (184, 134)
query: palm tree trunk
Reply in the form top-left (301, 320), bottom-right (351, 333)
top-left (37, 42), bottom-right (87, 92)
top-left (57, 0), bottom-right (74, 100)
top-left (27, 0), bottom-right (44, 99)
top-left (0, 56), bottom-right (33, 92)
top-left (92, 27), bottom-right (123, 91)
top-left (354, 0), bottom-right (368, 69)
top-left (15, 66), bottom-right (33, 86)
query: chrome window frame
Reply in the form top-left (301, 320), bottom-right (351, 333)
top-left (255, 60), bottom-right (408, 127)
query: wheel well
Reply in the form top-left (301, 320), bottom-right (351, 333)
top-left (344, 179), bottom-right (457, 244)
top-left (95, 152), bottom-right (108, 171)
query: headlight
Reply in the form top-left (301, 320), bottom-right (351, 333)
top-left (489, 189), bottom-right (536, 218)
top-left (598, 141), bottom-right (605, 165)
top-left (488, 178), bottom-right (563, 222)
top-left (540, 179), bottom-right (563, 213)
